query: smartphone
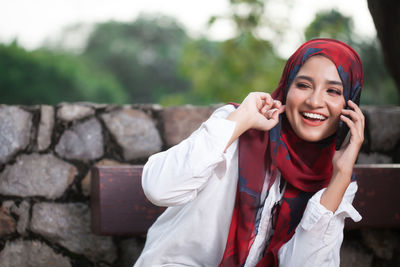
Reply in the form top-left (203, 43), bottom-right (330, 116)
top-left (335, 88), bottom-right (361, 150)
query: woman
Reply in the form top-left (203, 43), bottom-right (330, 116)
top-left (135, 38), bottom-right (364, 267)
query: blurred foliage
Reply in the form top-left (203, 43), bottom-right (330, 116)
top-left (176, 0), bottom-right (285, 105)
top-left (304, 9), bottom-right (398, 105)
top-left (305, 10), bottom-right (353, 42)
top-left (0, 42), bottom-right (127, 105)
top-left (179, 34), bottom-right (284, 104)
top-left (356, 40), bottom-right (398, 105)
top-left (82, 15), bottom-right (190, 104)
top-left (209, 0), bottom-right (266, 36)
top-left (1, 4), bottom-right (397, 106)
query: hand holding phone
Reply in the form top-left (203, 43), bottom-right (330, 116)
top-left (335, 88), bottom-right (361, 150)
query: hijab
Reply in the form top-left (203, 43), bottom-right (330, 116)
top-left (219, 38), bottom-right (364, 266)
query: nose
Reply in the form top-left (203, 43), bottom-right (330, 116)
top-left (306, 89), bottom-right (324, 108)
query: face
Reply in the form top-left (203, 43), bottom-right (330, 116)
top-left (285, 55), bottom-right (346, 142)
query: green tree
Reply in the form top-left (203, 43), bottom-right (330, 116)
top-left (0, 42), bottom-right (127, 105)
top-left (209, 0), bottom-right (266, 36)
top-left (83, 15), bottom-right (190, 103)
top-left (178, 0), bottom-right (285, 105)
top-left (304, 9), bottom-right (398, 105)
top-left (305, 9), bottom-right (353, 42)
top-left (180, 34), bottom-right (284, 104)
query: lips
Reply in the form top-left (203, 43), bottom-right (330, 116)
top-left (300, 112), bottom-right (327, 126)
top-left (301, 112), bottom-right (327, 120)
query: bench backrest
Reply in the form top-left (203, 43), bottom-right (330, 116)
top-left (91, 164), bottom-right (400, 236)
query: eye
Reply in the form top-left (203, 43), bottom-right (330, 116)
top-left (327, 88), bottom-right (342, 95)
top-left (296, 82), bottom-right (310, 89)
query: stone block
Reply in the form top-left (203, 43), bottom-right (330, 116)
top-left (363, 106), bottom-right (400, 152)
top-left (161, 105), bottom-right (217, 147)
top-left (0, 153), bottom-right (76, 199)
top-left (0, 106), bottom-right (32, 164)
top-left (30, 202), bottom-right (117, 263)
top-left (357, 152), bottom-right (392, 164)
top-left (361, 229), bottom-right (399, 260)
top-left (55, 118), bottom-right (104, 160)
top-left (119, 238), bottom-right (145, 267)
top-left (0, 202), bottom-right (16, 237)
top-left (11, 200), bottom-right (30, 236)
top-left (101, 108), bottom-right (162, 160)
top-left (0, 239), bottom-right (71, 267)
top-left (37, 105), bottom-right (55, 151)
top-left (57, 103), bottom-right (95, 121)
top-left (340, 239), bottom-right (373, 267)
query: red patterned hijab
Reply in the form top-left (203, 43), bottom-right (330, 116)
top-left (219, 38), bottom-right (364, 266)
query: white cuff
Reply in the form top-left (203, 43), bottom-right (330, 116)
top-left (299, 182), bottom-right (362, 245)
top-left (300, 182), bottom-right (361, 231)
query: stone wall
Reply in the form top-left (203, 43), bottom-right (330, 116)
top-left (0, 103), bottom-right (399, 267)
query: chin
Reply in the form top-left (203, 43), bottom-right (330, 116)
top-left (295, 129), bottom-right (333, 142)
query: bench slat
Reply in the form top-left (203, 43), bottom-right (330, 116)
top-left (91, 166), bottom-right (165, 235)
top-left (91, 164), bottom-right (400, 236)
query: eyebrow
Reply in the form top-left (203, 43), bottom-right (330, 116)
top-left (295, 75), bottom-right (343, 87)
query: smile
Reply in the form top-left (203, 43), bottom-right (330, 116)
top-left (301, 112), bottom-right (327, 121)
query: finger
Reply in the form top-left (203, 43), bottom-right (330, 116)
top-left (254, 93), bottom-right (272, 111)
top-left (341, 109), bottom-right (364, 138)
top-left (341, 109), bottom-right (360, 123)
top-left (347, 100), bottom-right (364, 125)
top-left (265, 108), bottom-right (278, 119)
top-left (262, 109), bottom-right (280, 130)
top-left (340, 114), bottom-right (363, 145)
top-left (262, 99), bottom-right (282, 115)
top-left (259, 99), bottom-right (267, 113)
top-left (254, 92), bottom-right (272, 105)
top-left (271, 100), bottom-right (281, 109)
top-left (347, 100), bottom-right (365, 128)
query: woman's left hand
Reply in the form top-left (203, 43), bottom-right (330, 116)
top-left (332, 100), bottom-right (365, 177)
top-left (321, 100), bottom-right (364, 212)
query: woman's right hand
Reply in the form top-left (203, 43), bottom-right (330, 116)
top-left (224, 92), bottom-right (285, 151)
top-left (228, 92), bottom-right (285, 131)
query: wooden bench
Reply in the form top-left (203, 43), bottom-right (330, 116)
top-left (91, 164), bottom-right (400, 236)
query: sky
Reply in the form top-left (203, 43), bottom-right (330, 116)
top-left (0, 0), bottom-right (376, 57)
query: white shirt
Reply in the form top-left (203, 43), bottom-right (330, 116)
top-left (134, 105), bottom-right (361, 267)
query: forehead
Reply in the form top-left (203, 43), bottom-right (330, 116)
top-left (296, 55), bottom-right (339, 78)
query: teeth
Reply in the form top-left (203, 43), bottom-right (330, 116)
top-left (302, 112), bottom-right (326, 120)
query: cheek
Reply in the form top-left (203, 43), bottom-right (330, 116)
top-left (328, 100), bottom-right (346, 117)
top-left (285, 88), bottom-right (304, 114)
top-left (284, 91), bottom-right (296, 119)
top-left (285, 87), bottom-right (298, 108)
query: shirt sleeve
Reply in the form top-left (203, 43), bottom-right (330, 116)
top-left (142, 104), bottom-right (237, 207)
top-left (278, 181), bottom-right (362, 267)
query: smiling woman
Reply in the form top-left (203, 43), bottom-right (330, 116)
top-left (135, 38), bottom-right (364, 267)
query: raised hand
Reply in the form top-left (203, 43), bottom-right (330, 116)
top-left (229, 92), bottom-right (285, 132)
top-left (333, 100), bottom-right (365, 177)
top-left (321, 100), bottom-right (365, 212)
top-left (224, 92), bottom-right (285, 151)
